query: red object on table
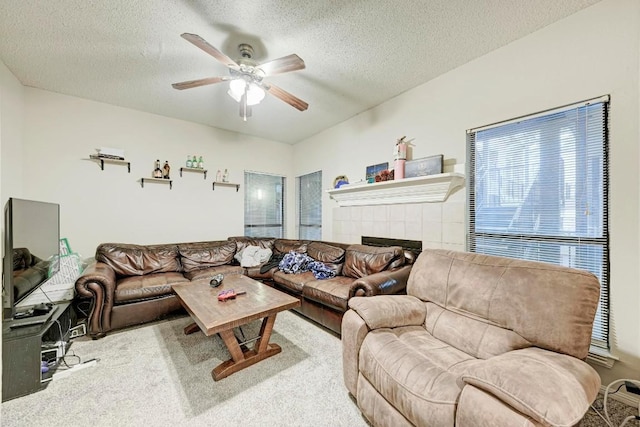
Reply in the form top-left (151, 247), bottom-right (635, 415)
top-left (217, 289), bottom-right (247, 301)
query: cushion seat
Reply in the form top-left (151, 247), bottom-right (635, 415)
top-left (302, 276), bottom-right (354, 311)
top-left (184, 265), bottom-right (244, 281)
top-left (272, 270), bottom-right (316, 294)
top-left (115, 272), bottom-right (189, 303)
top-left (359, 326), bottom-right (476, 426)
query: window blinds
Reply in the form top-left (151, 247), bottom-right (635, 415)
top-left (298, 171), bottom-right (322, 240)
top-left (467, 97), bottom-right (609, 349)
top-left (244, 171), bottom-right (285, 238)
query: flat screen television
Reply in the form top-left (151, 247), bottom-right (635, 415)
top-left (2, 198), bottom-right (60, 321)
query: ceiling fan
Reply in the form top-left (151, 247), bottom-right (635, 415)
top-left (172, 33), bottom-right (308, 121)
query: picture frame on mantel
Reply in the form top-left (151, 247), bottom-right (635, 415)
top-left (366, 162), bottom-right (388, 183)
top-left (405, 155), bottom-right (443, 178)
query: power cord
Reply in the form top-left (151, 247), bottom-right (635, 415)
top-left (591, 379), bottom-right (640, 427)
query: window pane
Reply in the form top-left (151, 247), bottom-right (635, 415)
top-left (298, 171), bottom-right (322, 240)
top-left (468, 100), bottom-right (609, 349)
top-left (244, 172), bottom-right (285, 238)
top-left (474, 105), bottom-right (605, 238)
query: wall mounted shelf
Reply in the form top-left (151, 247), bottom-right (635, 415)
top-left (140, 177), bottom-right (172, 189)
top-left (180, 167), bottom-right (207, 179)
top-left (212, 182), bottom-right (240, 192)
top-left (326, 172), bottom-right (464, 206)
top-left (88, 155), bottom-right (130, 173)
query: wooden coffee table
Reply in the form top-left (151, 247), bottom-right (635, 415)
top-left (172, 274), bottom-right (300, 381)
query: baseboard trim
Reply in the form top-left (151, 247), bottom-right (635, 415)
top-left (600, 385), bottom-right (640, 408)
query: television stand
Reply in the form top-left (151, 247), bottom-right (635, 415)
top-left (9, 310), bottom-right (55, 329)
top-left (2, 302), bottom-right (76, 401)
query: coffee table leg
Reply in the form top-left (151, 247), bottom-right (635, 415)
top-left (212, 313), bottom-right (282, 381)
top-left (183, 322), bottom-right (201, 335)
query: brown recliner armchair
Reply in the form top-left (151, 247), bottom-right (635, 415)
top-left (342, 249), bottom-right (601, 427)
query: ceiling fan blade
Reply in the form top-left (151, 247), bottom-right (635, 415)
top-left (263, 83), bottom-right (309, 111)
top-left (171, 76), bottom-right (228, 90)
top-left (180, 33), bottom-right (238, 69)
top-left (258, 54), bottom-right (305, 75)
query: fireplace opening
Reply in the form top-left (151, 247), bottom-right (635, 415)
top-left (361, 236), bottom-right (422, 256)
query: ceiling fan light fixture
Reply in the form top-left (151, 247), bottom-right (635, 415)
top-left (228, 79), bottom-right (265, 106)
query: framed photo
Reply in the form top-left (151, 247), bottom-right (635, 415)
top-left (366, 162), bottom-right (388, 183)
top-left (405, 155), bottom-right (443, 178)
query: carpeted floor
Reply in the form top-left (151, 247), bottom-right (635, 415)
top-left (579, 394), bottom-right (639, 427)
top-left (1, 311), bottom-right (637, 427)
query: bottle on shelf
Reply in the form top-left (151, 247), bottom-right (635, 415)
top-left (222, 168), bottom-right (229, 182)
top-left (153, 159), bottom-right (163, 178)
top-left (192, 155), bottom-right (198, 168)
top-left (216, 169), bottom-right (222, 182)
top-left (198, 156), bottom-right (204, 169)
top-left (163, 161), bottom-right (171, 179)
top-left (186, 155), bottom-right (192, 168)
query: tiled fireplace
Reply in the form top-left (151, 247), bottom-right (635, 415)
top-left (331, 186), bottom-right (465, 251)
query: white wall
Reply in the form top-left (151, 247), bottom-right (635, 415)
top-left (0, 59), bottom-right (25, 206)
top-left (17, 88), bottom-right (295, 258)
top-left (294, 0), bottom-right (640, 387)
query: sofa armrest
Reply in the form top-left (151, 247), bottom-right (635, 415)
top-left (348, 295), bottom-right (426, 330)
top-left (350, 264), bottom-right (412, 297)
top-left (75, 261), bottom-right (117, 338)
top-left (460, 347), bottom-right (601, 427)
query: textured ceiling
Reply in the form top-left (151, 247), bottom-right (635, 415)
top-left (0, 0), bottom-right (602, 144)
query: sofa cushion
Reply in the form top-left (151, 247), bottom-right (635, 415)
top-left (96, 243), bottom-right (180, 277)
top-left (227, 236), bottom-right (275, 252)
top-left (178, 241), bottom-right (236, 273)
top-left (302, 276), bottom-right (355, 311)
top-left (342, 245), bottom-right (405, 279)
top-left (424, 302), bottom-right (530, 360)
top-left (408, 249), bottom-right (601, 359)
top-left (114, 272), bottom-right (189, 303)
top-left (183, 265), bottom-right (245, 281)
top-left (307, 241), bottom-right (345, 275)
top-left (460, 347), bottom-right (601, 427)
top-left (272, 270), bottom-right (316, 294)
top-left (358, 326), bottom-right (476, 426)
top-left (274, 239), bottom-right (308, 255)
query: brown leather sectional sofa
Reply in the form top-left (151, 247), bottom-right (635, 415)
top-left (75, 237), bottom-right (413, 338)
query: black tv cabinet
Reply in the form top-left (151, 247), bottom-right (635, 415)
top-left (2, 302), bottom-right (74, 401)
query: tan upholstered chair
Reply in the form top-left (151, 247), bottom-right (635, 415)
top-left (342, 249), bottom-right (601, 427)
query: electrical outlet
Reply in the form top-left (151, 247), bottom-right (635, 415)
top-left (625, 381), bottom-right (640, 395)
top-left (69, 323), bottom-right (86, 338)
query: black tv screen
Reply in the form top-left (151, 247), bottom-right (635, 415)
top-left (2, 198), bottom-right (60, 320)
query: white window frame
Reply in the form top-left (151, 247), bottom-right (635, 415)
top-left (244, 171), bottom-right (285, 238)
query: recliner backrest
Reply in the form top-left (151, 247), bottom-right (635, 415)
top-left (408, 249), bottom-right (600, 360)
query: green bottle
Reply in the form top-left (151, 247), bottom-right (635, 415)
top-left (198, 156), bottom-right (204, 169)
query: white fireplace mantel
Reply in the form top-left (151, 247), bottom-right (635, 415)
top-left (326, 173), bottom-right (465, 207)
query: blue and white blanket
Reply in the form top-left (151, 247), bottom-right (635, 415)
top-left (278, 251), bottom-right (336, 280)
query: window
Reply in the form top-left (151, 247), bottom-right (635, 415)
top-left (297, 171), bottom-right (322, 240)
top-left (467, 96), bottom-right (609, 349)
top-left (244, 171), bottom-right (285, 238)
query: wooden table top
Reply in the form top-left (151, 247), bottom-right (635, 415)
top-left (172, 274), bottom-right (300, 336)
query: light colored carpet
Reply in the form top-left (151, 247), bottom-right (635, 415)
top-left (2, 310), bottom-right (637, 427)
top-left (1, 311), bottom-right (368, 427)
